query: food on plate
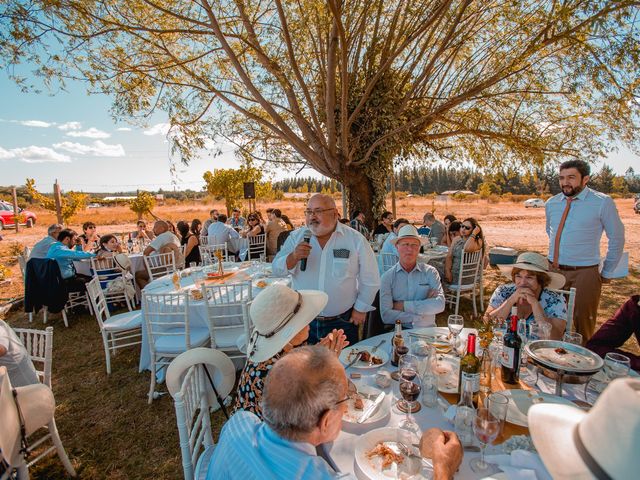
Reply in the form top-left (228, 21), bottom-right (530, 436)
top-left (190, 289), bottom-right (203, 300)
top-left (375, 371), bottom-right (392, 388)
top-left (255, 280), bottom-right (267, 288)
top-left (366, 442), bottom-right (404, 469)
top-left (350, 373), bottom-right (362, 379)
top-left (371, 356), bottom-right (383, 365)
top-left (555, 347), bottom-right (568, 355)
top-left (360, 351), bottom-right (372, 362)
top-left (353, 395), bottom-right (364, 410)
top-left (418, 428), bottom-right (442, 459)
top-left (347, 349), bottom-right (382, 365)
top-left (536, 347), bottom-right (596, 369)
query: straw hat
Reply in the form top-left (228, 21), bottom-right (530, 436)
top-left (391, 224), bottom-right (426, 247)
top-left (113, 253), bottom-right (132, 271)
top-left (497, 251), bottom-right (565, 290)
top-left (529, 378), bottom-right (640, 479)
top-left (248, 284), bottom-right (328, 363)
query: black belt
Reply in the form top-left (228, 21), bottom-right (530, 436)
top-left (557, 264), bottom-right (598, 271)
top-left (316, 309), bottom-right (352, 321)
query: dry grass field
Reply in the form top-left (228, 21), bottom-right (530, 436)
top-left (0, 196), bottom-right (638, 479)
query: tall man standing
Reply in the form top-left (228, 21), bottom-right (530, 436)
top-left (545, 160), bottom-right (625, 341)
top-left (273, 194), bottom-right (380, 346)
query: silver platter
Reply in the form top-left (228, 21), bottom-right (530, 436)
top-left (525, 340), bottom-right (603, 376)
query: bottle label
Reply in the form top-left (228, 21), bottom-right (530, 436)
top-left (461, 372), bottom-right (480, 393)
top-left (501, 346), bottom-right (515, 369)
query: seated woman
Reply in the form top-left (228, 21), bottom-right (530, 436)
top-left (240, 213), bottom-right (265, 238)
top-left (443, 217), bottom-right (484, 284)
top-left (79, 221), bottom-right (100, 252)
top-left (93, 234), bottom-right (127, 288)
top-left (373, 211), bottom-right (394, 236)
top-left (234, 285), bottom-right (348, 419)
top-left (177, 220), bottom-right (201, 266)
top-left (96, 234), bottom-right (123, 257)
top-left (441, 214), bottom-right (457, 246)
top-left (485, 251), bottom-right (567, 340)
top-left (131, 220), bottom-right (155, 241)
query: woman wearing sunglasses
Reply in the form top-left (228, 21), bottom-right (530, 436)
top-left (444, 217), bottom-right (485, 284)
top-left (240, 213), bottom-right (265, 238)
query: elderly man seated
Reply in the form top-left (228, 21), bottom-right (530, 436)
top-left (0, 320), bottom-right (39, 387)
top-left (380, 225), bottom-right (446, 328)
top-left (135, 220), bottom-right (182, 289)
top-left (205, 345), bottom-right (463, 479)
top-left (30, 223), bottom-right (63, 258)
top-left (46, 228), bottom-right (96, 292)
top-left (207, 213), bottom-right (240, 258)
top-left (421, 213), bottom-right (446, 244)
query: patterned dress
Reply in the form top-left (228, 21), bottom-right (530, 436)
top-left (488, 283), bottom-right (568, 325)
top-left (233, 351), bottom-right (282, 419)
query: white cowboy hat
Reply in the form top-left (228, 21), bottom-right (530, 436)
top-left (497, 251), bottom-right (566, 290)
top-left (166, 347), bottom-right (235, 412)
top-left (529, 378), bottom-right (640, 479)
top-left (248, 284), bottom-right (328, 363)
top-left (391, 224), bottom-right (426, 247)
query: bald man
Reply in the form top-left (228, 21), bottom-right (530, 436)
top-left (205, 346), bottom-right (463, 479)
top-left (136, 220), bottom-right (182, 289)
top-left (273, 194), bottom-right (380, 346)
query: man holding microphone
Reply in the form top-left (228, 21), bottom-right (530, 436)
top-left (273, 194), bottom-right (380, 346)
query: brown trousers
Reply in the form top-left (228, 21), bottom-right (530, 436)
top-left (551, 265), bottom-right (602, 342)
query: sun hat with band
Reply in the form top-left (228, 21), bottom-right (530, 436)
top-left (529, 378), bottom-right (640, 479)
top-left (391, 224), bottom-right (427, 247)
top-left (497, 251), bottom-right (566, 290)
top-left (248, 284), bottom-right (328, 363)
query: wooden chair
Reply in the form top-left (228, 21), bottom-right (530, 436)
top-left (247, 234), bottom-right (266, 260)
top-left (90, 256), bottom-right (135, 311)
top-left (444, 250), bottom-right (483, 316)
top-left (143, 251), bottom-right (176, 282)
top-left (548, 287), bottom-right (577, 333)
top-left (13, 326), bottom-right (53, 387)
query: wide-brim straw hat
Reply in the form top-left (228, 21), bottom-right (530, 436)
top-left (497, 251), bottom-right (565, 290)
top-left (248, 284), bottom-right (328, 363)
top-left (391, 224), bottom-right (426, 246)
top-left (529, 378), bottom-right (640, 479)
top-left (113, 253), bottom-right (132, 271)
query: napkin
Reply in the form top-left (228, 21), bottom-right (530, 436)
top-left (484, 450), bottom-right (552, 480)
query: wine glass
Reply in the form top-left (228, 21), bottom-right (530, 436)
top-left (399, 354), bottom-right (419, 382)
top-left (469, 408), bottom-right (500, 474)
top-left (563, 331), bottom-right (583, 345)
top-left (399, 376), bottom-right (422, 432)
top-left (447, 315), bottom-right (464, 356)
top-left (604, 352), bottom-right (630, 382)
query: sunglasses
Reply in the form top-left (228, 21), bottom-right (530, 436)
top-left (461, 225), bottom-right (472, 230)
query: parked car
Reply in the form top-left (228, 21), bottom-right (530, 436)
top-left (524, 198), bottom-right (545, 208)
top-left (0, 201), bottom-right (37, 230)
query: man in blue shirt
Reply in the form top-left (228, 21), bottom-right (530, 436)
top-left (46, 228), bottom-right (95, 292)
top-left (30, 224), bottom-right (62, 259)
top-left (545, 160), bottom-right (625, 341)
top-left (205, 346), bottom-right (463, 480)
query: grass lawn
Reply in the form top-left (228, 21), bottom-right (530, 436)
top-left (2, 265), bottom-right (639, 479)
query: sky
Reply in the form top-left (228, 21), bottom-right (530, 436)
top-left (1, 71), bottom-right (638, 193)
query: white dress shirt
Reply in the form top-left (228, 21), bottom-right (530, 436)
top-left (380, 262), bottom-right (445, 328)
top-left (545, 187), bottom-right (625, 277)
top-left (149, 231), bottom-right (180, 252)
top-left (207, 221), bottom-right (240, 251)
top-left (272, 223), bottom-right (380, 316)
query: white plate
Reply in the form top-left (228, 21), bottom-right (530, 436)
top-left (340, 345), bottom-right (389, 369)
top-left (342, 385), bottom-right (389, 425)
top-left (355, 427), bottom-right (428, 479)
top-left (496, 389), bottom-right (575, 427)
top-left (434, 354), bottom-right (459, 394)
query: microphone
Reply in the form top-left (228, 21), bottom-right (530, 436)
top-left (300, 229), bottom-right (312, 271)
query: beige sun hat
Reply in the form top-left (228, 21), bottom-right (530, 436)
top-left (529, 378), bottom-right (640, 479)
top-left (391, 224), bottom-right (426, 247)
top-left (248, 284), bottom-right (328, 363)
top-left (113, 253), bottom-right (132, 271)
top-left (497, 251), bottom-right (566, 290)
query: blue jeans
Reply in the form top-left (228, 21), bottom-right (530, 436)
top-left (308, 310), bottom-right (359, 346)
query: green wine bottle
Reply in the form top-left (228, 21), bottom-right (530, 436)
top-left (458, 333), bottom-right (480, 405)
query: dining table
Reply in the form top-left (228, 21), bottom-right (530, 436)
top-left (328, 327), bottom-right (616, 479)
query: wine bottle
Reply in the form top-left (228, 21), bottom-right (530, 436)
top-left (501, 307), bottom-right (522, 384)
top-left (391, 319), bottom-right (404, 367)
top-left (458, 333), bottom-right (480, 405)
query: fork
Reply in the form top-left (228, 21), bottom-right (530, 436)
top-left (367, 339), bottom-right (386, 366)
top-left (396, 442), bottom-right (433, 469)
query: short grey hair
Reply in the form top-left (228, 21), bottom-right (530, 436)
top-left (48, 224), bottom-right (63, 236)
top-left (423, 212), bottom-right (435, 222)
top-left (262, 346), bottom-right (343, 441)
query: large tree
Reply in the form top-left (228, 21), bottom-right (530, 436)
top-left (2, 1), bottom-right (639, 223)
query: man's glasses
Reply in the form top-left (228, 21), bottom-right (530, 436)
top-left (304, 208), bottom-right (334, 217)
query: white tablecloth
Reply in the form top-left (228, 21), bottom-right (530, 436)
top-left (74, 253), bottom-right (145, 276)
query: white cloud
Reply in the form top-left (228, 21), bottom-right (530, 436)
top-left (66, 127), bottom-right (110, 139)
top-left (143, 123), bottom-right (171, 136)
top-left (58, 121), bottom-right (82, 131)
top-left (0, 145), bottom-right (71, 163)
top-left (116, 127), bottom-right (132, 132)
top-left (20, 120), bottom-right (54, 128)
top-left (53, 140), bottom-right (125, 157)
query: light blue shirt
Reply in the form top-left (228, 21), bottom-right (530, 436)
top-left (207, 221), bottom-right (240, 250)
top-left (30, 236), bottom-right (57, 259)
top-left (380, 232), bottom-right (398, 256)
top-left (206, 411), bottom-right (353, 480)
top-left (545, 187), bottom-right (625, 277)
top-left (46, 242), bottom-right (95, 279)
top-left (380, 261), bottom-right (445, 328)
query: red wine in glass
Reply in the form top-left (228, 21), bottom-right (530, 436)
top-left (400, 381), bottom-right (421, 402)
top-left (400, 367), bottom-right (417, 381)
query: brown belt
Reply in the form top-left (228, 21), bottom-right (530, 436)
top-left (316, 309), bottom-right (352, 321)
top-left (556, 264), bottom-right (598, 271)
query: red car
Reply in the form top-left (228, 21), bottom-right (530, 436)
top-left (0, 201), bottom-right (37, 230)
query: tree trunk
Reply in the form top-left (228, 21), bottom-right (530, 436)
top-left (339, 164), bottom-right (387, 229)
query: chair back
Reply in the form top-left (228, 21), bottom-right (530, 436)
top-left (144, 251), bottom-right (176, 281)
top-left (13, 327), bottom-right (53, 388)
top-left (548, 287), bottom-right (577, 333)
top-left (23, 246), bottom-right (32, 259)
top-left (199, 244), bottom-right (228, 266)
top-left (86, 277), bottom-right (111, 329)
top-left (0, 366), bottom-right (23, 469)
top-left (142, 292), bottom-right (193, 354)
top-left (201, 283), bottom-right (252, 356)
top-left (247, 234), bottom-right (266, 260)
top-left (455, 250), bottom-right (482, 286)
top-left (17, 254), bottom-right (27, 282)
top-left (380, 252), bottom-right (398, 273)
top-left (90, 256), bottom-right (134, 306)
top-left (199, 235), bottom-right (209, 247)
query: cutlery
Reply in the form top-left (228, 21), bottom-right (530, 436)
top-left (463, 445), bottom-right (481, 452)
top-left (357, 392), bottom-right (385, 423)
top-left (370, 339), bottom-right (386, 354)
top-left (345, 351), bottom-right (363, 369)
top-left (396, 442), bottom-right (434, 469)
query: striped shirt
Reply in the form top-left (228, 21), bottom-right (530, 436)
top-left (206, 411), bottom-right (353, 479)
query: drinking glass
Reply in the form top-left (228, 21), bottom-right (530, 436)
top-left (486, 392), bottom-right (509, 436)
top-left (604, 352), bottom-right (631, 382)
top-left (399, 354), bottom-right (420, 382)
top-left (563, 331), bottom-right (583, 345)
top-left (399, 376), bottom-right (422, 431)
top-left (469, 408), bottom-right (500, 474)
top-left (421, 370), bottom-right (438, 408)
top-left (189, 261), bottom-right (197, 270)
top-left (517, 319), bottom-right (532, 379)
top-left (447, 315), bottom-right (464, 357)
